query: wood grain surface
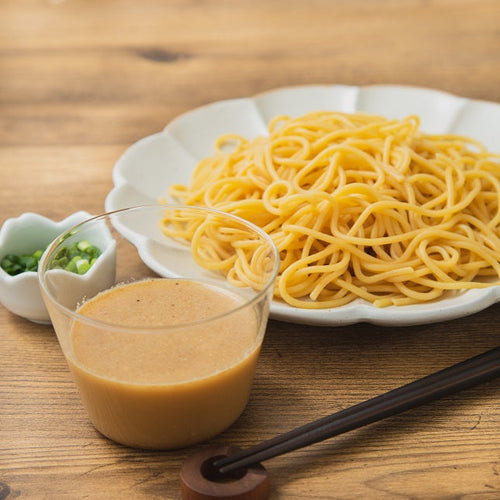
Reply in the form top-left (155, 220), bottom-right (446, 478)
top-left (1, 1), bottom-right (499, 499)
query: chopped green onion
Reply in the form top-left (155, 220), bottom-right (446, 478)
top-left (1, 240), bottom-right (102, 276)
top-left (48, 240), bottom-right (101, 275)
top-left (77, 240), bottom-right (91, 252)
top-left (75, 259), bottom-right (90, 274)
top-left (1, 249), bottom-right (44, 276)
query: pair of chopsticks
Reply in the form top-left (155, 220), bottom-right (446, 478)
top-left (214, 346), bottom-right (499, 474)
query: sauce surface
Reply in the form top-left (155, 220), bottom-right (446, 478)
top-left (68, 278), bottom-right (261, 449)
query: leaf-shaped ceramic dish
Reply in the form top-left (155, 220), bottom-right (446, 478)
top-left (0, 212), bottom-right (116, 324)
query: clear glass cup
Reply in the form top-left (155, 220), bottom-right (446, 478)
top-left (38, 205), bottom-right (279, 450)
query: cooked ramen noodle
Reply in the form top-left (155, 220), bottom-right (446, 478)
top-left (162, 111), bottom-right (500, 308)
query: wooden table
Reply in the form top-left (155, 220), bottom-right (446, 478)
top-left (1, 1), bottom-right (499, 498)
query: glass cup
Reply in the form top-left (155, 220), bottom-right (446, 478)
top-left (38, 205), bottom-right (279, 450)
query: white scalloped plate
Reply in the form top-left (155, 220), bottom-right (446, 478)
top-left (105, 84), bottom-right (500, 326)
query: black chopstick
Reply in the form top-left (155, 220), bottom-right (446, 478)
top-left (214, 346), bottom-right (500, 474)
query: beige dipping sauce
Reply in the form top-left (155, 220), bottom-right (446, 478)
top-left (68, 278), bottom-right (261, 449)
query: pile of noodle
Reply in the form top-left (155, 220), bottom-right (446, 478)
top-left (163, 111), bottom-right (500, 308)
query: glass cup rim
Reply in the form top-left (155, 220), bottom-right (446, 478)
top-left (38, 204), bottom-right (280, 334)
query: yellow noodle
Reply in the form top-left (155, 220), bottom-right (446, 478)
top-left (163, 111), bottom-right (500, 308)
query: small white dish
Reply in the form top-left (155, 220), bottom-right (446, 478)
top-left (105, 84), bottom-right (500, 327)
top-left (0, 212), bottom-right (115, 324)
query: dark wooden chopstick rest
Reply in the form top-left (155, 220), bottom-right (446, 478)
top-left (180, 444), bottom-right (269, 500)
